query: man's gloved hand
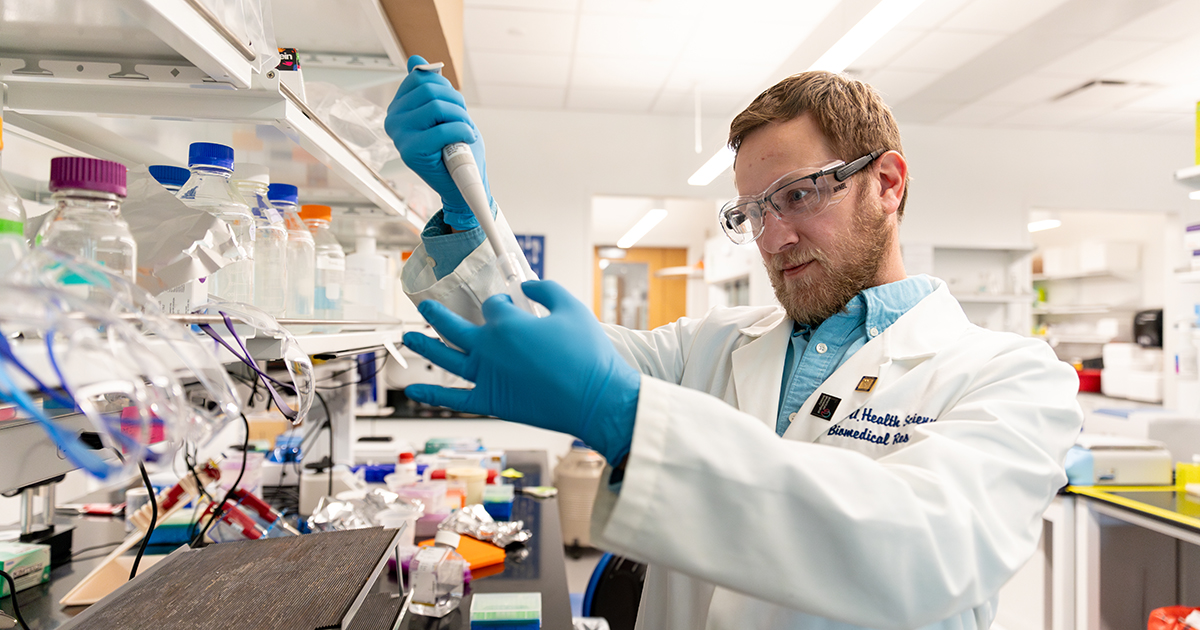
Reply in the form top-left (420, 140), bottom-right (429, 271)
top-left (384, 55), bottom-right (491, 231)
top-left (402, 281), bottom-right (640, 466)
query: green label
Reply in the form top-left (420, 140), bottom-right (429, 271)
top-left (0, 218), bottom-right (21, 236)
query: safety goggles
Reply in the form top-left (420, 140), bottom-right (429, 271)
top-left (719, 150), bottom-right (885, 245)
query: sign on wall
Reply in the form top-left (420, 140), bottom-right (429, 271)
top-left (514, 234), bottom-right (545, 279)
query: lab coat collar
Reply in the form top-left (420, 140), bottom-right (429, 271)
top-left (883, 278), bottom-right (966, 361)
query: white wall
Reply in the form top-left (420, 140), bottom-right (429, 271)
top-left (470, 106), bottom-right (1194, 309)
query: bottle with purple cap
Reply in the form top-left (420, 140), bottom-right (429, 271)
top-left (177, 142), bottom-right (254, 304)
top-left (36, 156), bottom-right (136, 285)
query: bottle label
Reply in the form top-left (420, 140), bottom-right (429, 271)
top-left (0, 218), bottom-right (21, 236)
top-left (317, 257), bottom-right (345, 271)
top-left (411, 546), bottom-right (448, 606)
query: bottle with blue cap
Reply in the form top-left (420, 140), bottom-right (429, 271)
top-left (267, 183), bottom-right (316, 322)
top-left (177, 142), bottom-right (254, 304)
top-left (148, 164), bottom-right (190, 195)
top-left (233, 163), bottom-right (287, 317)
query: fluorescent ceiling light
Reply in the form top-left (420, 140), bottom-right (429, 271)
top-left (687, 0), bottom-right (926, 186)
top-left (809, 0), bottom-right (928, 73)
top-left (688, 147), bottom-right (735, 186)
top-left (1028, 219), bottom-right (1062, 233)
top-left (1190, 190), bottom-right (1200, 201)
top-left (617, 209), bottom-right (668, 249)
top-left (598, 259), bottom-right (611, 270)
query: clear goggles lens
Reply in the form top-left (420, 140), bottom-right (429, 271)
top-left (720, 162), bottom-right (849, 245)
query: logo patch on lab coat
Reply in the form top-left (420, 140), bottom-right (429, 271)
top-left (855, 376), bottom-right (877, 392)
top-left (811, 393), bottom-right (841, 420)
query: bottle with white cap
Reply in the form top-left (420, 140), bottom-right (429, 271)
top-left (177, 142), bottom-right (254, 304)
top-left (408, 530), bottom-right (466, 617)
top-left (267, 183), bottom-right (315, 323)
top-left (344, 225), bottom-right (389, 321)
top-left (233, 163), bottom-right (287, 317)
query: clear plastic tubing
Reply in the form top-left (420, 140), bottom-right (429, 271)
top-left (268, 183), bottom-right (315, 320)
top-left (409, 530), bottom-right (466, 617)
top-left (233, 163), bottom-right (287, 317)
top-left (0, 110), bottom-right (27, 274)
top-left (177, 142), bottom-right (254, 304)
top-left (37, 157), bottom-right (136, 286)
top-left (299, 204), bottom-right (344, 323)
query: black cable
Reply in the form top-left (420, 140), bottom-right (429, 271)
top-left (129, 462), bottom-right (158, 581)
top-left (314, 355), bottom-right (387, 390)
top-left (68, 540), bottom-right (123, 559)
top-left (191, 413), bottom-right (250, 548)
top-left (0, 569), bottom-right (30, 630)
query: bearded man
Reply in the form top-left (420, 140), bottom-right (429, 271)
top-left (388, 57), bottom-right (1083, 630)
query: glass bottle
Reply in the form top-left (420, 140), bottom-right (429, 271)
top-left (233, 163), bottom-right (287, 317)
top-left (37, 157), bottom-right (136, 289)
top-left (299, 204), bottom-right (344, 326)
top-left (177, 142), bottom-right (253, 304)
top-left (267, 183), bottom-right (315, 321)
top-left (0, 110), bottom-right (27, 274)
top-left (408, 530), bottom-right (466, 617)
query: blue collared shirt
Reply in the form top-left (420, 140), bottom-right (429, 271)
top-left (775, 275), bottom-right (933, 435)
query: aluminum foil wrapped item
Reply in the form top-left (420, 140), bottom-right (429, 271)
top-left (307, 497), bottom-right (372, 532)
top-left (121, 167), bottom-right (244, 295)
top-left (438, 504), bottom-right (532, 547)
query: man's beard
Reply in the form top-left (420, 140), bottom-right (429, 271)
top-left (765, 196), bottom-right (892, 327)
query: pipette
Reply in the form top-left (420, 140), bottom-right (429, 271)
top-left (412, 62), bottom-right (543, 316)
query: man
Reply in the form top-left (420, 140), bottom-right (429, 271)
top-left (387, 55), bottom-right (1082, 630)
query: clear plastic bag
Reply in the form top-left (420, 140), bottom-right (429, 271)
top-left (305, 81), bottom-right (401, 171)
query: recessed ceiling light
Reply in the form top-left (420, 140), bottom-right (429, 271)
top-left (617, 209), bottom-right (668, 249)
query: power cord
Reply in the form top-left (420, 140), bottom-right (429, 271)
top-left (129, 462), bottom-right (158, 581)
top-left (190, 413), bottom-right (250, 548)
top-left (0, 569), bottom-right (30, 630)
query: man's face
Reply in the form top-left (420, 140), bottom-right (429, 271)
top-left (733, 114), bottom-right (892, 327)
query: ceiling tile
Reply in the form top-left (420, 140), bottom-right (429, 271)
top-left (570, 55), bottom-right (675, 89)
top-left (575, 13), bottom-right (693, 57)
top-left (897, 0), bottom-right (973, 30)
top-left (579, 0), bottom-right (707, 17)
top-left (850, 28), bottom-right (928, 72)
top-left (1143, 113), bottom-right (1196, 135)
top-left (662, 58), bottom-right (773, 93)
top-left (465, 0), bottom-right (578, 10)
top-left (567, 87), bottom-right (658, 112)
top-left (652, 89), bottom-right (749, 117)
top-left (1121, 85), bottom-right (1200, 114)
top-left (468, 51), bottom-right (571, 86)
top-left (465, 8), bottom-right (577, 54)
top-left (975, 74), bottom-right (1082, 105)
top-left (476, 84), bottom-right (567, 109)
top-left (1051, 81), bottom-right (1158, 109)
top-left (939, 0), bottom-right (1071, 34)
top-left (1108, 0), bottom-right (1200, 41)
top-left (935, 101), bottom-right (1021, 126)
top-left (1104, 36), bottom-right (1200, 86)
top-left (862, 69), bottom-right (943, 105)
top-left (889, 31), bottom-right (1005, 72)
top-left (1036, 38), bottom-right (1169, 78)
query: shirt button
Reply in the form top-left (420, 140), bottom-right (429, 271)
top-left (788, 413), bottom-right (797, 422)
top-left (816, 342), bottom-right (828, 354)
top-left (869, 327), bottom-right (880, 337)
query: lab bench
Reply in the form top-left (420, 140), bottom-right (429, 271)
top-left (1, 450), bottom-right (572, 629)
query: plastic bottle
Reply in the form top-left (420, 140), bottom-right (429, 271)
top-left (150, 164), bottom-right (208, 313)
top-left (37, 157), bottom-right (136, 288)
top-left (344, 225), bottom-right (388, 321)
top-left (393, 451), bottom-right (418, 487)
top-left (0, 113), bottom-right (27, 274)
top-left (178, 142), bottom-right (253, 304)
top-left (408, 530), bottom-right (466, 617)
top-left (299, 204), bottom-right (344, 326)
top-left (233, 163), bottom-right (287, 317)
top-left (268, 183), bottom-right (315, 322)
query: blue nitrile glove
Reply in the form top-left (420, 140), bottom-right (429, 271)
top-left (384, 55), bottom-right (492, 231)
top-left (402, 281), bottom-right (640, 466)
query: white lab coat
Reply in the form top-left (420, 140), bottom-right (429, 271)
top-left (402, 216), bottom-right (1083, 630)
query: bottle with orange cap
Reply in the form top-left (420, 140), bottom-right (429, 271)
top-left (298, 204), bottom-right (344, 327)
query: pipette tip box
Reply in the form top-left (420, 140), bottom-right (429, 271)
top-left (469, 592), bottom-right (541, 629)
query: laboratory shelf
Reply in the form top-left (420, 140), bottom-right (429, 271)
top-left (951, 293), bottom-right (1033, 304)
top-left (1175, 270), bottom-right (1200, 284)
top-left (1032, 305), bottom-right (1115, 315)
top-left (1036, 334), bottom-right (1115, 345)
top-left (1032, 270), bottom-right (1127, 282)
